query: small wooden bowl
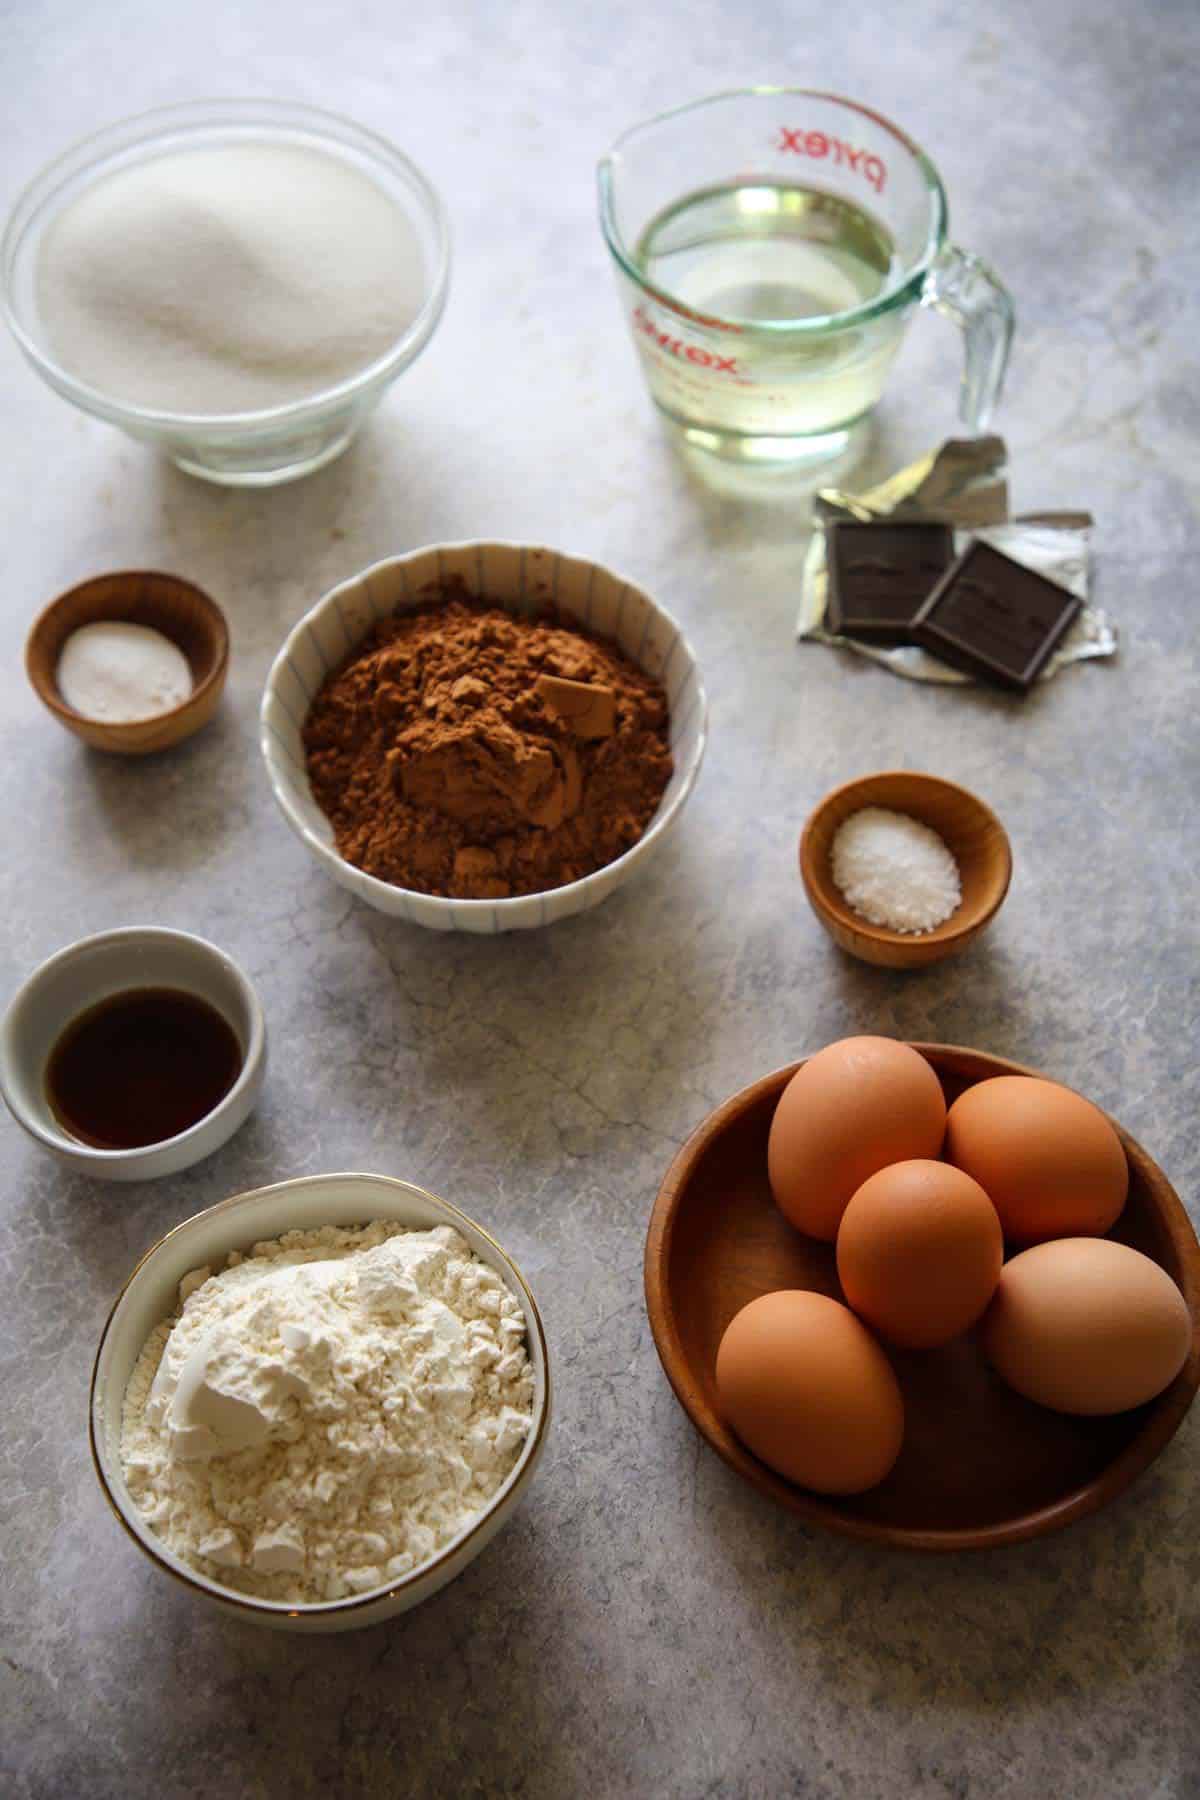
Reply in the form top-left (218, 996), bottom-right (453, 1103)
top-left (799, 770), bottom-right (1012, 968)
top-left (644, 1046), bottom-right (1200, 1551)
top-left (26, 571), bottom-right (229, 755)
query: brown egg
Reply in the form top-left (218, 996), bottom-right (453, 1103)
top-left (945, 1076), bottom-right (1128, 1245)
top-left (767, 1037), bottom-right (946, 1241)
top-left (836, 1159), bottom-right (1003, 1349)
top-left (715, 1289), bottom-right (904, 1494)
top-left (981, 1238), bottom-right (1193, 1415)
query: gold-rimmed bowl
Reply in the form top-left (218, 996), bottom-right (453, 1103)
top-left (90, 1172), bottom-right (551, 1633)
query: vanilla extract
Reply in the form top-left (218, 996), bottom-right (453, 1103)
top-left (46, 987), bottom-right (242, 1149)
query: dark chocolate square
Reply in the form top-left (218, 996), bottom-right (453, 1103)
top-left (911, 540), bottom-right (1082, 693)
top-left (826, 520), bottom-right (956, 645)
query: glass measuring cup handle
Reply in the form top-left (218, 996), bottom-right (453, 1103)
top-left (921, 247), bottom-right (1015, 434)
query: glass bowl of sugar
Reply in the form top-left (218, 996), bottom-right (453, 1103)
top-left (1, 101), bottom-right (450, 486)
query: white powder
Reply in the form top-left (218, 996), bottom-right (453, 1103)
top-left (120, 1221), bottom-right (535, 1604)
top-left (57, 621), bottom-right (192, 722)
top-left (830, 806), bottom-right (962, 933)
top-left (37, 143), bottom-right (428, 415)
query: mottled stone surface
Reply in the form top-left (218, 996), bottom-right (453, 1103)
top-left (2, 2), bottom-right (1198, 1795)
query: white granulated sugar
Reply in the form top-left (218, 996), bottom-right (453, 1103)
top-left (37, 143), bottom-right (428, 415)
top-left (120, 1221), bottom-right (535, 1605)
top-left (56, 621), bottom-right (192, 723)
top-left (830, 806), bottom-right (962, 934)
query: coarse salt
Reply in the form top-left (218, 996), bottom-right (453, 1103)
top-left (830, 806), bottom-right (961, 934)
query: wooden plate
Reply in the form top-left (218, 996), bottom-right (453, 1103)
top-left (644, 1045), bottom-right (1200, 1550)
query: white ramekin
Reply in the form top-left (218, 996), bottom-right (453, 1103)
top-left (0, 926), bottom-right (266, 1181)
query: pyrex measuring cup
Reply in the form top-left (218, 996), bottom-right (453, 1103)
top-left (598, 89), bottom-right (1014, 468)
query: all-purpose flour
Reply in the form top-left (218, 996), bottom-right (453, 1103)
top-left (120, 1221), bottom-right (535, 1604)
top-left (37, 143), bottom-right (428, 415)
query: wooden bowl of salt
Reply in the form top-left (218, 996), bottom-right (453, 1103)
top-left (26, 571), bottom-right (229, 755)
top-left (799, 770), bottom-right (1012, 969)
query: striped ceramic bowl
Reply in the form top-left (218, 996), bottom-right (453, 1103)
top-left (260, 542), bottom-right (708, 931)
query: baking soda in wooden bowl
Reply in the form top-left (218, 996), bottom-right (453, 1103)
top-left (57, 621), bottom-right (192, 722)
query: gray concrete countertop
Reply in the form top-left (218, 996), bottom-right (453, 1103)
top-left (2, 3), bottom-right (1198, 1795)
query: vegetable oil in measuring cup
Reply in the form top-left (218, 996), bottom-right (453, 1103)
top-left (634, 183), bottom-right (908, 446)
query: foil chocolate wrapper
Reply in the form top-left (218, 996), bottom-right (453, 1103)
top-left (797, 436), bottom-right (1118, 683)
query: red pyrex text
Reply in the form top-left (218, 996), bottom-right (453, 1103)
top-left (633, 305), bottom-right (741, 375)
top-left (775, 127), bottom-right (887, 194)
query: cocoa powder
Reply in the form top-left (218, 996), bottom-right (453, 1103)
top-left (302, 593), bottom-right (675, 900)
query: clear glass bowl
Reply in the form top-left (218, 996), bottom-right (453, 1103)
top-left (1, 100), bottom-right (451, 487)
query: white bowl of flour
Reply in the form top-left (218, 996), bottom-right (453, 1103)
top-left (2, 101), bottom-right (450, 486)
top-left (91, 1172), bottom-right (550, 1632)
